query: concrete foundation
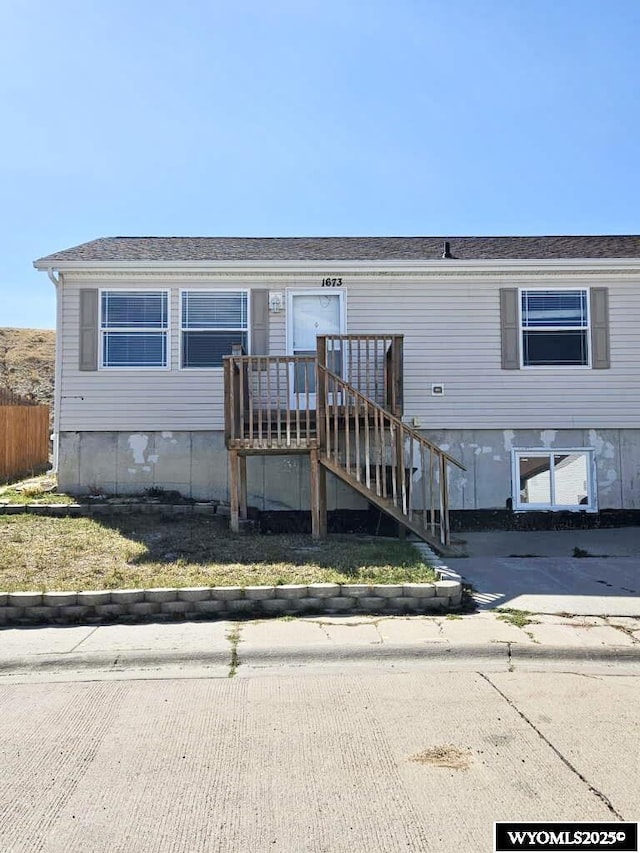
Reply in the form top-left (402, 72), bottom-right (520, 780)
top-left (57, 428), bottom-right (640, 511)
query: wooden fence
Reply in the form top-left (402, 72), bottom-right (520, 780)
top-left (0, 403), bottom-right (50, 483)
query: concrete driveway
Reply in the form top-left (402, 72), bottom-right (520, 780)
top-left (447, 527), bottom-right (640, 617)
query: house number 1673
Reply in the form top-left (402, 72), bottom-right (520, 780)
top-left (321, 277), bottom-right (343, 287)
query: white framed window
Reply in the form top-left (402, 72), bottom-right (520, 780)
top-left (512, 449), bottom-right (596, 511)
top-left (181, 290), bottom-right (249, 368)
top-left (520, 289), bottom-right (590, 367)
top-left (100, 290), bottom-right (169, 368)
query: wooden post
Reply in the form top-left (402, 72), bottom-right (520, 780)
top-left (229, 449), bottom-right (240, 533)
top-left (318, 459), bottom-right (327, 538)
top-left (393, 335), bottom-right (404, 418)
top-left (310, 448), bottom-right (327, 539)
top-left (317, 335), bottom-right (327, 454)
top-left (239, 455), bottom-right (247, 520)
top-left (223, 357), bottom-right (231, 446)
top-left (439, 454), bottom-right (449, 546)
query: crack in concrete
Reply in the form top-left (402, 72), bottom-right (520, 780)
top-left (226, 622), bottom-right (242, 677)
top-left (478, 672), bottom-right (625, 821)
top-left (604, 618), bottom-right (640, 645)
top-left (68, 626), bottom-right (100, 653)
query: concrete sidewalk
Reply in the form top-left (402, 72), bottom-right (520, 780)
top-left (1, 611), bottom-right (639, 681)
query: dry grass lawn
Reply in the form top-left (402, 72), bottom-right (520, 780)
top-left (0, 513), bottom-right (437, 592)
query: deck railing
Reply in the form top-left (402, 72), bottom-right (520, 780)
top-left (224, 335), bottom-right (403, 450)
top-left (319, 334), bottom-right (403, 417)
top-left (224, 351), bottom-right (317, 450)
top-left (317, 348), bottom-right (465, 546)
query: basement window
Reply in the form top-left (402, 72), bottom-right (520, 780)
top-left (181, 291), bottom-right (249, 368)
top-left (100, 291), bottom-right (169, 368)
top-left (512, 449), bottom-right (596, 511)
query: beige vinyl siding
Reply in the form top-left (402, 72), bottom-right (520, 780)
top-left (59, 272), bottom-right (640, 432)
top-left (61, 281), bottom-right (225, 431)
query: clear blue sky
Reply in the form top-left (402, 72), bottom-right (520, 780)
top-left (1, 0), bottom-right (638, 328)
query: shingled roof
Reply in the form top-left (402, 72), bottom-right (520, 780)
top-left (34, 235), bottom-right (640, 264)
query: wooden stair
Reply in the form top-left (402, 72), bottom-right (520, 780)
top-left (319, 455), bottom-right (460, 555)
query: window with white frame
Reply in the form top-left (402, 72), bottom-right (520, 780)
top-left (181, 291), bottom-right (248, 368)
top-left (512, 449), bottom-right (595, 511)
top-left (101, 291), bottom-right (168, 368)
top-left (520, 289), bottom-right (589, 366)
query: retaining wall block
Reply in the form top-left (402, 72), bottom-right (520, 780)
top-left (324, 597), bottom-right (355, 612)
top-left (194, 600), bottom-right (227, 615)
top-left (58, 605), bottom-right (92, 621)
top-left (307, 583), bottom-right (340, 598)
top-left (339, 584), bottom-right (372, 598)
top-left (160, 600), bottom-right (192, 616)
top-left (8, 592), bottom-right (43, 607)
top-left (144, 588), bottom-right (178, 604)
top-left (210, 586), bottom-right (244, 601)
top-left (435, 580), bottom-right (462, 598)
top-left (24, 606), bottom-right (59, 623)
top-left (370, 585), bottom-right (404, 599)
top-left (177, 587), bottom-right (212, 602)
top-left (296, 597), bottom-right (324, 613)
top-left (259, 599), bottom-right (290, 614)
top-left (276, 585), bottom-right (308, 600)
top-left (387, 597), bottom-right (415, 613)
top-left (0, 593), bottom-right (8, 606)
top-left (94, 604), bottom-right (126, 619)
top-left (357, 597), bottom-right (389, 614)
top-left (43, 592), bottom-right (78, 607)
top-left (193, 505), bottom-right (215, 515)
top-left (244, 586), bottom-right (276, 600)
top-left (47, 505), bottom-right (69, 516)
top-left (402, 583), bottom-right (436, 598)
top-left (110, 589), bottom-right (145, 605)
top-left (77, 591), bottom-right (112, 606)
top-left (419, 598), bottom-right (448, 612)
top-left (227, 599), bottom-right (256, 614)
top-left (0, 606), bottom-right (23, 623)
top-left (129, 602), bottom-right (161, 617)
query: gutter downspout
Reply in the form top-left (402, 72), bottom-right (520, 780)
top-left (47, 268), bottom-right (63, 473)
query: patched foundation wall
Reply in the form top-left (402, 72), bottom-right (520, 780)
top-left (437, 427), bottom-right (638, 511)
top-left (57, 431), bottom-right (367, 510)
top-left (58, 428), bottom-right (640, 511)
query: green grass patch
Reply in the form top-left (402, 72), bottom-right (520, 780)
top-left (496, 608), bottom-right (536, 628)
top-left (0, 514), bottom-right (437, 592)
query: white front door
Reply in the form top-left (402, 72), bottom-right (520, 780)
top-left (287, 291), bottom-right (345, 407)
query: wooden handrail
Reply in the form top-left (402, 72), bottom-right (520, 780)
top-left (317, 363), bottom-right (464, 545)
top-left (318, 364), bottom-right (464, 470)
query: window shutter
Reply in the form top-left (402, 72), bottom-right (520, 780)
top-left (79, 289), bottom-right (99, 371)
top-left (500, 288), bottom-right (520, 369)
top-left (251, 289), bottom-right (269, 355)
top-left (590, 287), bottom-right (610, 369)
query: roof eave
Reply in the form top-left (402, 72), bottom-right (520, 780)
top-left (33, 257), bottom-right (640, 274)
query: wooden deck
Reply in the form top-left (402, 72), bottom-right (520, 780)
top-left (223, 334), bottom-right (465, 550)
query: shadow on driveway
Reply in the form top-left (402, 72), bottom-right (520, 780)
top-left (447, 528), bottom-right (640, 616)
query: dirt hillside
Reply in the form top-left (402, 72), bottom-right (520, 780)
top-left (0, 328), bottom-right (55, 406)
